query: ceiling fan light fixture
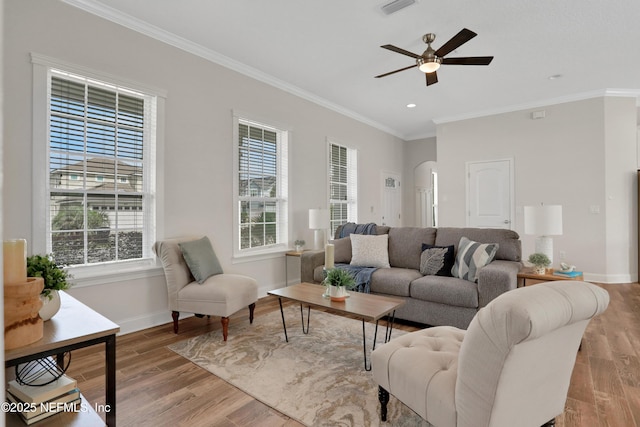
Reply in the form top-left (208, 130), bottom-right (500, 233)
top-left (417, 58), bottom-right (440, 73)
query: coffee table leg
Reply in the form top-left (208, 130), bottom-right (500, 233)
top-left (363, 311), bottom-right (397, 371)
top-left (299, 303), bottom-right (311, 334)
top-left (384, 310), bottom-right (396, 343)
top-left (277, 297), bottom-right (288, 342)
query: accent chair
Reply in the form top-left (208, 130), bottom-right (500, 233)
top-left (153, 237), bottom-right (258, 340)
top-left (371, 280), bottom-right (609, 427)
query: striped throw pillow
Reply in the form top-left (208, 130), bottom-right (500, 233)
top-left (452, 237), bottom-right (499, 282)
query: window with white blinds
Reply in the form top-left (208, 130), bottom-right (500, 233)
top-left (234, 117), bottom-right (288, 254)
top-left (47, 70), bottom-right (156, 266)
top-left (329, 142), bottom-right (357, 235)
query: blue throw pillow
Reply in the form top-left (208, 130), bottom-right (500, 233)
top-left (420, 243), bottom-right (455, 276)
top-left (179, 236), bottom-right (223, 284)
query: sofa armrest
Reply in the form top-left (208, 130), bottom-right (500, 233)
top-left (477, 260), bottom-right (522, 307)
top-left (301, 250), bottom-right (325, 283)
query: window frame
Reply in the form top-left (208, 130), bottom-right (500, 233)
top-left (31, 54), bottom-right (166, 285)
top-left (327, 140), bottom-right (358, 236)
top-left (232, 111), bottom-right (289, 260)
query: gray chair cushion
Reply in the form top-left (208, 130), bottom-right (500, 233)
top-left (179, 236), bottom-right (223, 283)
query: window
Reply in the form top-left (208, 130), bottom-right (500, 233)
top-left (233, 116), bottom-right (288, 256)
top-left (44, 69), bottom-right (157, 267)
top-left (328, 142), bottom-right (357, 235)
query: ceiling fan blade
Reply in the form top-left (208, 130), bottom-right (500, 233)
top-left (434, 28), bottom-right (477, 57)
top-left (442, 56), bottom-right (494, 65)
top-left (426, 71), bottom-right (438, 86)
top-left (375, 64), bottom-right (418, 78)
top-left (381, 44), bottom-right (421, 59)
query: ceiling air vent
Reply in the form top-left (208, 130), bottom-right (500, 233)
top-left (381, 0), bottom-right (416, 15)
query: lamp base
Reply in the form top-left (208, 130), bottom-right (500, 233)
top-left (314, 229), bottom-right (325, 250)
top-left (535, 236), bottom-right (554, 265)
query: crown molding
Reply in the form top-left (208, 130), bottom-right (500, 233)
top-left (433, 89), bottom-right (640, 125)
top-left (61, 0), bottom-right (405, 140)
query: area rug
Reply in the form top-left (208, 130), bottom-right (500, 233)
top-left (168, 304), bottom-right (428, 426)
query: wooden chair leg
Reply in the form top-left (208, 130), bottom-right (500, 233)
top-left (171, 311), bottom-right (179, 334)
top-left (221, 317), bottom-right (230, 341)
top-left (378, 386), bottom-right (389, 421)
top-left (249, 303), bottom-right (256, 324)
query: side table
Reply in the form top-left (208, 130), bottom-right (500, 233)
top-left (517, 268), bottom-right (584, 287)
top-left (5, 291), bottom-right (119, 426)
top-left (285, 250), bottom-right (305, 287)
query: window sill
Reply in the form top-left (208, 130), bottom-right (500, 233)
top-left (66, 259), bottom-right (164, 288)
top-left (232, 247), bottom-right (288, 264)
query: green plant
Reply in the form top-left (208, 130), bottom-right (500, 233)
top-left (323, 268), bottom-right (356, 289)
top-left (528, 252), bottom-right (551, 268)
top-left (26, 254), bottom-right (72, 299)
top-left (294, 239), bottom-right (305, 247)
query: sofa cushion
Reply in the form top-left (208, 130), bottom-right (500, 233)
top-left (452, 237), bottom-right (499, 283)
top-left (350, 234), bottom-right (390, 268)
top-left (420, 244), bottom-right (455, 276)
top-left (410, 275), bottom-right (479, 308)
top-left (435, 228), bottom-right (521, 262)
top-left (388, 227), bottom-right (437, 270)
top-left (331, 237), bottom-right (352, 263)
top-left (179, 236), bottom-right (223, 284)
top-left (370, 267), bottom-right (422, 297)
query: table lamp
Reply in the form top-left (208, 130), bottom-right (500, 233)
top-left (308, 208), bottom-right (329, 250)
top-left (524, 204), bottom-right (563, 264)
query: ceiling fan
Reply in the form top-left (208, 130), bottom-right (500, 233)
top-left (375, 28), bottom-right (493, 86)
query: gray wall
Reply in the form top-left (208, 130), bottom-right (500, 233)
top-left (2, 0), bottom-right (404, 332)
top-left (436, 97), bottom-right (638, 283)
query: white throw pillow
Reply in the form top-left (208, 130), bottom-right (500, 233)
top-left (349, 234), bottom-right (390, 268)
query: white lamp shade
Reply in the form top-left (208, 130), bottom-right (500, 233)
top-left (524, 205), bottom-right (563, 236)
top-left (308, 208), bottom-right (329, 230)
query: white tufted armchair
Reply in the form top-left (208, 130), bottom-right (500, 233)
top-left (371, 281), bottom-right (609, 427)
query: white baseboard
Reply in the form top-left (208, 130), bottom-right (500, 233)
top-left (583, 272), bottom-right (635, 284)
top-left (117, 283), bottom-right (284, 335)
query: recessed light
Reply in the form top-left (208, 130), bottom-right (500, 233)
top-left (406, 103), bottom-right (417, 108)
top-left (548, 74), bottom-right (563, 80)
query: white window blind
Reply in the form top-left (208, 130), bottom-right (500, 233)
top-left (47, 71), bottom-right (156, 266)
top-left (329, 142), bottom-right (357, 235)
top-left (235, 118), bottom-right (288, 254)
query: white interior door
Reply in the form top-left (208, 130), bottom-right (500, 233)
top-left (382, 172), bottom-right (401, 226)
top-left (467, 159), bottom-right (513, 229)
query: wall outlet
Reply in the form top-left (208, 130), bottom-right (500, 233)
top-left (559, 251), bottom-right (566, 260)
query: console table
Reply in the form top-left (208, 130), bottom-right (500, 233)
top-left (5, 291), bottom-right (119, 426)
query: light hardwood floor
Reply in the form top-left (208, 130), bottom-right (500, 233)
top-left (61, 282), bottom-right (639, 427)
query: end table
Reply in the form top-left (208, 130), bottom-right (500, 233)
top-left (517, 268), bottom-right (584, 287)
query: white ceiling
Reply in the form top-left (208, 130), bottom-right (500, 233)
top-left (64, 0), bottom-right (640, 140)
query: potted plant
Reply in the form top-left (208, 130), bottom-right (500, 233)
top-left (528, 252), bottom-right (551, 275)
top-left (323, 268), bottom-right (356, 301)
top-left (26, 254), bottom-right (72, 320)
top-left (294, 239), bottom-right (305, 252)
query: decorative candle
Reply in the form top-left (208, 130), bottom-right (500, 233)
top-left (325, 243), bottom-right (335, 269)
top-left (4, 239), bottom-right (27, 285)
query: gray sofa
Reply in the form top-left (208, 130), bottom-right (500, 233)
top-left (301, 226), bottom-right (522, 329)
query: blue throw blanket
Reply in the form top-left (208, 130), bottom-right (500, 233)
top-left (335, 263), bottom-right (376, 294)
top-left (338, 222), bottom-right (377, 238)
